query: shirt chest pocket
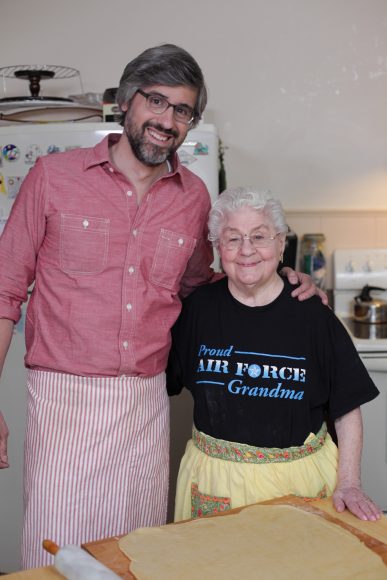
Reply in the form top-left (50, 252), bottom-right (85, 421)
top-left (60, 214), bottom-right (110, 275)
top-left (150, 229), bottom-right (197, 291)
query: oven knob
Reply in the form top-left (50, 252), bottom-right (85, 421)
top-left (363, 260), bottom-right (373, 272)
top-left (345, 260), bottom-right (355, 272)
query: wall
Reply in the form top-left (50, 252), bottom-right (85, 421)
top-left (2, 0), bottom-right (387, 214)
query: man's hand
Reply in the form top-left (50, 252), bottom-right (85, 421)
top-left (0, 410), bottom-right (9, 468)
top-left (280, 267), bottom-right (328, 304)
top-left (332, 485), bottom-right (382, 521)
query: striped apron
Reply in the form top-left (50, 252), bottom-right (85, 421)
top-left (21, 369), bottom-right (169, 569)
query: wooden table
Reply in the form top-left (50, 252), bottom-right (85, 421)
top-left (5, 496), bottom-right (387, 579)
top-left (82, 496), bottom-right (387, 579)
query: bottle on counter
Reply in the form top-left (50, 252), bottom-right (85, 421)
top-left (300, 233), bottom-right (326, 290)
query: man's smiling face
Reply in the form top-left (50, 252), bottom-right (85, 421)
top-left (122, 84), bottom-right (198, 166)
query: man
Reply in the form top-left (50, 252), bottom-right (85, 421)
top-left (0, 44), bottom-right (322, 568)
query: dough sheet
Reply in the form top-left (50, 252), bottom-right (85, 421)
top-left (119, 504), bottom-right (387, 579)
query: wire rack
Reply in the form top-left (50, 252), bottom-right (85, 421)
top-left (0, 65), bottom-right (84, 99)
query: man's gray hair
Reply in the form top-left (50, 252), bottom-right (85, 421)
top-left (116, 44), bottom-right (207, 128)
top-left (208, 187), bottom-right (289, 243)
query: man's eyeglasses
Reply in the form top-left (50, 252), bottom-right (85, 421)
top-left (136, 89), bottom-right (196, 125)
top-left (220, 232), bottom-right (282, 251)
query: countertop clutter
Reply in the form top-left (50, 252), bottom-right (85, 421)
top-left (5, 496), bottom-right (387, 579)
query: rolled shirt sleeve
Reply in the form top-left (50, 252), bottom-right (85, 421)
top-left (0, 161), bottom-right (47, 322)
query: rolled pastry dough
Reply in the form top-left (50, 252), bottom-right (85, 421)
top-left (119, 505), bottom-right (387, 579)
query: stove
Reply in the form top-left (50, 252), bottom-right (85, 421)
top-left (341, 317), bottom-right (387, 341)
top-left (333, 248), bottom-right (387, 510)
top-left (334, 248), bottom-right (387, 361)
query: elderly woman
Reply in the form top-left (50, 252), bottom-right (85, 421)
top-left (167, 186), bottom-right (381, 523)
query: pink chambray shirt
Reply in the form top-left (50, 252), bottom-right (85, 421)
top-left (0, 134), bottom-right (215, 377)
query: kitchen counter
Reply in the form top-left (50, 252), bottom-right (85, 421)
top-left (5, 496), bottom-right (387, 579)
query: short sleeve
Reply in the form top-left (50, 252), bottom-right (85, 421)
top-left (325, 311), bottom-right (379, 420)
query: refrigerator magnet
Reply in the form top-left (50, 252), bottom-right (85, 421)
top-left (2, 144), bottom-right (20, 162)
top-left (25, 144), bottom-right (42, 165)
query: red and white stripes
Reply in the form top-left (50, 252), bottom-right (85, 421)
top-left (21, 370), bottom-right (169, 569)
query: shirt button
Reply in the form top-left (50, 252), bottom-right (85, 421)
top-left (178, 238), bottom-right (184, 246)
top-left (128, 266), bottom-right (135, 274)
top-left (127, 190), bottom-right (133, 197)
top-left (108, 167), bottom-right (114, 173)
top-left (126, 303), bottom-right (132, 311)
top-left (132, 229), bottom-right (138, 237)
top-left (122, 341), bottom-right (129, 349)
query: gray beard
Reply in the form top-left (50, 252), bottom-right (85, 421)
top-left (129, 137), bottom-right (170, 166)
top-left (125, 120), bottom-right (177, 167)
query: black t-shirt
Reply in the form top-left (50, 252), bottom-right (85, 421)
top-left (166, 278), bottom-right (379, 448)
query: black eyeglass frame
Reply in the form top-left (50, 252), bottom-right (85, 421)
top-left (136, 88), bottom-right (196, 125)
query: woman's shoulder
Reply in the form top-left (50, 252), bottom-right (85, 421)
top-left (189, 277), bottom-right (226, 297)
top-left (183, 277), bottom-right (227, 309)
top-left (282, 279), bottom-right (331, 317)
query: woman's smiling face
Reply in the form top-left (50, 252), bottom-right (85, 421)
top-left (218, 206), bottom-right (286, 292)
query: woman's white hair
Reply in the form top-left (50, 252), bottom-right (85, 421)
top-left (208, 186), bottom-right (288, 244)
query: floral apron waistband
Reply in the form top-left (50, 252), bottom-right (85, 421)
top-left (192, 423), bottom-right (327, 464)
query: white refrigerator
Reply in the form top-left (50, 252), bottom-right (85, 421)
top-left (0, 121), bottom-right (219, 572)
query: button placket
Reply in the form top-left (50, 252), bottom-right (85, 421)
top-left (120, 232), bottom-right (140, 373)
top-left (119, 180), bottom-right (155, 375)
top-left (107, 168), bottom-right (142, 375)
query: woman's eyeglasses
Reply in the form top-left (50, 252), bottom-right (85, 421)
top-left (220, 232), bottom-right (281, 251)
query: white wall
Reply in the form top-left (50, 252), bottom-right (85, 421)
top-left (2, 0), bottom-right (387, 211)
